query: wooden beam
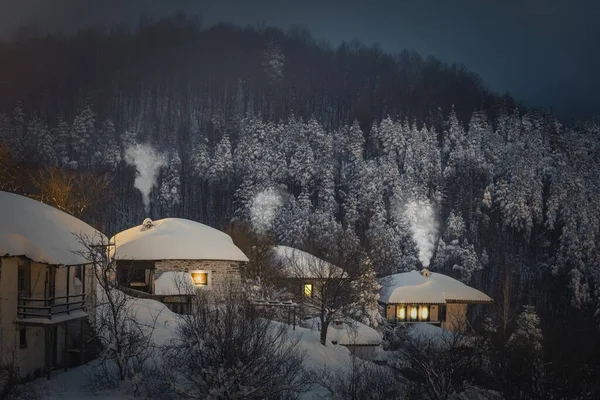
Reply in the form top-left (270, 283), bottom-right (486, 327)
top-left (66, 265), bottom-right (70, 314)
top-left (80, 319), bottom-right (85, 366)
top-left (64, 323), bottom-right (68, 372)
top-left (45, 327), bottom-right (50, 380)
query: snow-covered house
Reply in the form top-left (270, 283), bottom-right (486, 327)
top-left (379, 269), bottom-right (493, 332)
top-left (270, 245), bottom-right (346, 301)
top-left (0, 191), bottom-right (103, 379)
top-left (111, 218), bottom-right (248, 313)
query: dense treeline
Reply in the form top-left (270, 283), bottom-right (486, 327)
top-left (1, 15), bottom-right (599, 397)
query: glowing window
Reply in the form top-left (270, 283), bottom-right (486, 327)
top-left (191, 272), bottom-right (208, 286)
top-left (304, 283), bottom-right (313, 297)
top-left (410, 306), bottom-right (418, 320)
top-left (396, 306), bottom-right (406, 320)
top-left (420, 305), bottom-right (429, 320)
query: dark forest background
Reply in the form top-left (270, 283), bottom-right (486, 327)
top-left (1, 14), bottom-right (599, 396)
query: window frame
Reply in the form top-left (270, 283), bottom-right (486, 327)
top-left (19, 327), bottom-right (27, 349)
top-left (191, 270), bottom-right (210, 287)
top-left (303, 283), bottom-right (313, 298)
top-left (395, 304), bottom-right (434, 322)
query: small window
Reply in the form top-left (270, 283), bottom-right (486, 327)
top-left (303, 283), bottom-right (313, 298)
top-left (191, 272), bottom-right (208, 286)
top-left (18, 262), bottom-right (30, 297)
top-left (19, 327), bottom-right (27, 349)
top-left (130, 268), bottom-right (146, 282)
top-left (409, 305), bottom-right (419, 321)
top-left (396, 305), bottom-right (406, 320)
top-left (419, 305), bottom-right (430, 321)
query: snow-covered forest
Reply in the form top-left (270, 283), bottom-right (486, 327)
top-left (1, 15), bottom-right (600, 395)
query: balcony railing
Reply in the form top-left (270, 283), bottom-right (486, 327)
top-left (17, 294), bottom-right (86, 321)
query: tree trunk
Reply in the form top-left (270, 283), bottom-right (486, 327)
top-left (320, 319), bottom-right (330, 346)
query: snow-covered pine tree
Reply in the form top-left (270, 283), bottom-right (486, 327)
top-left (28, 114), bottom-right (57, 165)
top-left (159, 150), bottom-right (182, 215)
top-left (71, 104), bottom-right (96, 169)
top-left (92, 119), bottom-right (121, 171)
top-left (208, 134), bottom-right (233, 183)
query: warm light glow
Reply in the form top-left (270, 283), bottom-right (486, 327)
top-left (191, 272), bottom-right (208, 286)
top-left (410, 306), bottom-right (418, 320)
top-left (304, 283), bottom-right (313, 297)
top-left (397, 306), bottom-right (406, 320)
top-left (421, 306), bottom-right (429, 320)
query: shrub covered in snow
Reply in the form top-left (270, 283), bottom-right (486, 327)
top-left (160, 285), bottom-right (308, 399)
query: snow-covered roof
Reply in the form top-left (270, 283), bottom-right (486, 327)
top-left (301, 317), bottom-right (382, 346)
top-left (0, 191), bottom-right (106, 266)
top-left (111, 218), bottom-right (249, 262)
top-left (379, 270), bottom-right (493, 304)
top-left (154, 271), bottom-right (196, 295)
top-left (271, 246), bottom-right (345, 279)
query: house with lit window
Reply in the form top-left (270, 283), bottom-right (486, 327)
top-left (111, 218), bottom-right (248, 314)
top-left (379, 269), bottom-right (493, 332)
top-left (269, 245), bottom-right (347, 308)
top-left (0, 191), bottom-right (103, 379)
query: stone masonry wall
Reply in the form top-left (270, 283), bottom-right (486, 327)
top-left (155, 259), bottom-right (242, 289)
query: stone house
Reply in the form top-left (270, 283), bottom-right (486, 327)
top-left (111, 218), bottom-right (248, 314)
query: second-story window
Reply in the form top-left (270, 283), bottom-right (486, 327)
top-left (18, 261), bottom-right (30, 297)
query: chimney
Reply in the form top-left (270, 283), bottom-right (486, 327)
top-left (142, 218), bottom-right (154, 230)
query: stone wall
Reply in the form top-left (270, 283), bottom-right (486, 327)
top-left (155, 259), bottom-right (242, 289)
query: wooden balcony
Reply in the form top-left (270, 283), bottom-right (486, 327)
top-left (17, 294), bottom-right (87, 324)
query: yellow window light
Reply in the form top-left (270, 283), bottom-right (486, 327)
top-left (191, 272), bottom-right (208, 286)
top-left (397, 306), bottom-right (406, 320)
top-left (421, 306), bottom-right (429, 320)
top-left (304, 283), bottom-right (313, 297)
top-left (410, 306), bottom-right (418, 320)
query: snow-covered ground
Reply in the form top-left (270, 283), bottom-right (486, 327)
top-left (41, 296), bottom-right (352, 399)
top-left (301, 316), bottom-right (382, 346)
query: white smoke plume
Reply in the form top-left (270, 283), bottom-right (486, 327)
top-left (403, 199), bottom-right (439, 267)
top-left (250, 187), bottom-right (282, 235)
top-left (124, 143), bottom-right (166, 213)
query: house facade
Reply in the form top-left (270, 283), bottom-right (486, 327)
top-left (111, 218), bottom-right (248, 313)
top-left (0, 191), bottom-right (102, 379)
top-left (269, 246), bottom-right (347, 313)
top-left (379, 269), bottom-right (493, 332)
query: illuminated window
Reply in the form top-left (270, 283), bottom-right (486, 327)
top-left (420, 305), bottom-right (429, 320)
top-left (303, 283), bottom-right (313, 297)
top-left (191, 272), bottom-right (208, 286)
top-left (409, 306), bottom-right (418, 321)
top-left (396, 306), bottom-right (406, 320)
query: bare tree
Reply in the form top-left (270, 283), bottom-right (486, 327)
top-left (75, 233), bottom-right (158, 394)
top-left (32, 166), bottom-right (113, 229)
top-left (160, 284), bottom-right (308, 399)
top-left (386, 324), bottom-right (488, 400)
top-left (311, 356), bottom-right (404, 400)
top-left (0, 348), bottom-right (40, 400)
top-left (282, 231), bottom-right (379, 345)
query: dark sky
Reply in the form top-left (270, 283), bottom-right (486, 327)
top-left (1, 0), bottom-right (599, 120)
